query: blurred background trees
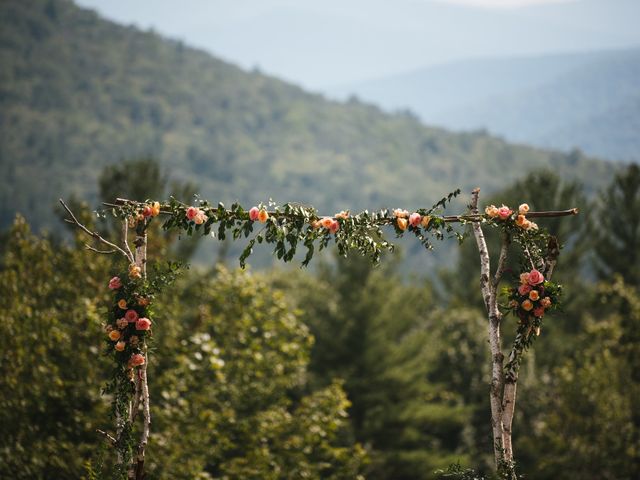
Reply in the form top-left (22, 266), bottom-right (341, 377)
top-left (3, 160), bottom-right (640, 478)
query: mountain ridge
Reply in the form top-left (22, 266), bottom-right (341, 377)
top-left (0, 0), bottom-right (615, 239)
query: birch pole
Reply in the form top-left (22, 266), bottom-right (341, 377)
top-left (131, 222), bottom-right (150, 480)
top-left (470, 188), bottom-right (507, 470)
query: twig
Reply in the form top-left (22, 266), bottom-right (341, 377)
top-left (85, 244), bottom-right (117, 255)
top-left (96, 429), bottom-right (117, 445)
top-left (59, 199), bottom-right (134, 263)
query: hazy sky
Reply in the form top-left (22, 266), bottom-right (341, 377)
top-left (75, 0), bottom-right (640, 89)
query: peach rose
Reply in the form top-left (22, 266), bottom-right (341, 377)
top-left (421, 215), bottom-right (431, 228)
top-left (518, 203), bottom-right (530, 215)
top-left (497, 205), bottom-right (513, 220)
top-left (117, 299), bottom-right (128, 310)
top-left (397, 218), bottom-right (408, 231)
top-left (150, 202), bottom-right (161, 217)
top-left (115, 341), bottom-right (126, 352)
top-left (186, 206), bottom-right (198, 220)
top-left (136, 317), bottom-right (152, 331)
top-left (194, 210), bottom-right (207, 225)
top-left (108, 276), bottom-right (122, 290)
top-left (108, 330), bottom-right (121, 341)
top-left (129, 353), bottom-right (145, 367)
top-left (311, 220), bottom-right (322, 230)
top-left (485, 205), bottom-right (499, 218)
top-left (541, 297), bottom-right (552, 308)
top-left (258, 209), bottom-right (269, 223)
top-left (249, 207), bottom-right (260, 221)
top-left (125, 309), bottom-right (139, 323)
top-left (527, 269), bottom-right (544, 286)
top-left (335, 210), bottom-right (349, 219)
top-left (519, 272), bottom-right (530, 285)
top-left (128, 216), bottom-right (137, 228)
top-left (409, 212), bottom-right (421, 227)
top-left (533, 307), bottom-right (545, 318)
top-left (116, 318), bottom-right (128, 330)
top-left (129, 335), bottom-right (140, 346)
top-left (516, 215), bottom-right (527, 228)
top-left (529, 290), bottom-right (540, 301)
top-left (129, 264), bottom-right (142, 279)
top-left (518, 284), bottom-right (532, 296)
top-left (137, 297), bottom-right (150, 307)
top-left (521, 300), bottom-right (533, 311)
top-left (393, 208), bottom-right (409, 218)
top-left (320, 217), bottom-right (334, 229)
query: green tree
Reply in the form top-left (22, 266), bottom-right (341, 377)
top-left (591, 163), bottom-right (640, 287)
top-left (274, 255), bottom-right (489, 479)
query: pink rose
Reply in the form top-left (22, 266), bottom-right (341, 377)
top-left (186, 206), bottom-right (198, 220)
top-left (108, 276), bottom-right (122, 290)
top-left (527, 269), bottom-right (544, 286)
top-left (136, 317), bottom-right (152, 331)
top-left (497, 205), bottom-right (513, 220)
top-left (409, 212), bottom-right (421, 227)
top-left (129, 353), bottom-right (145, 367)
top-left (533, 307), bottom-right (545, 318)
top-left (541, 297), bottom-right (552, 308)
top-left (125, 309), bottom-right (139, 323)
top-left (328, 220), bottom-right (340, 234)
top-left (518, 284), bottom-right (532, 296)
top-left (249, 207), bottom-right (260, 221)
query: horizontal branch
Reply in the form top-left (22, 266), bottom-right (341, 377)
top-left (105, 198), bottom-right (579, 223)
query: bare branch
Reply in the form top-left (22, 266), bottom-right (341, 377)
top-left (84, 244), bottom-right (117, 255)
top-left (59, 199), bottom-right (134, 263)
top-left (492, 231), bottom-right (511, 290)
top-left (96, 429), bottom-right (117, 445)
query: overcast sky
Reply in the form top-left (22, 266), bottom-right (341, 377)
top-left (75, 0), bottom-right (640, 89)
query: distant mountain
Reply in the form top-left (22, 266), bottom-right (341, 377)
top-left (0, 0), bottom-right (614, 242)
top-left (331, 48), bottom-right (640, 162)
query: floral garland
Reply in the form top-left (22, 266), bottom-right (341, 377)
top-left (108, 189), bottom-right (462, 268)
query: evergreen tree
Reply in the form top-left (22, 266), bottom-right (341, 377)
top-left (591, 163), bottom-right (640, 287)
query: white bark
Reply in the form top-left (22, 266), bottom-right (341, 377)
top-left (470, 189), bottom-right (506, 467)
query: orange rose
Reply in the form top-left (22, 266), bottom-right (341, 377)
top-left (258, 209), bottom-right (269, 223)
top-left (115, 341), bottom-right (126, 352)
top-left (421, 215), bottom-right (431, 228)
top-left (108, 330), bottom-right (121, 341)
top-left (529, 290), bottom-right (540, 301)
top-left (521, 300), bottom-right (533, 311)
top-left (117, 299), bottom-right (128, 310)
top-left (397, 218), bottom-right (408, 231)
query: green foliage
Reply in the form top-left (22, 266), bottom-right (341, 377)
top-left (272, 256), bottom-right (491, 479)
top-left (0, 217), bottom-right (364, 479)
top-left (591, 163), bottom-right (640, 287)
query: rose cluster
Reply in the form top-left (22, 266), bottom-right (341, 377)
top-left (485, 203), bottom-right (538, 231)
top-left (506, 268), bottom-right (558, 333)
top-left (106, 275), bottom-right (152, 368)
top-left (392, 208), bottom-right (431, 231)
top-left (126, 201), bottom-right (161, 228)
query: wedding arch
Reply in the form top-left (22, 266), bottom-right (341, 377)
top-left (60, 188), bottom-right (578, 480)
